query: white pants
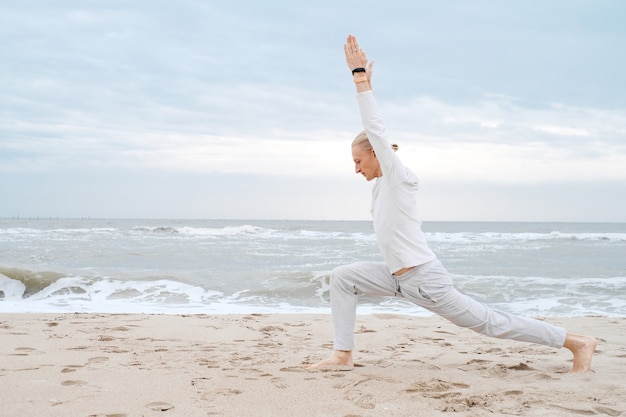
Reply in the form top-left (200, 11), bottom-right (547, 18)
top-left (330, 259), bottom-right (567, 351)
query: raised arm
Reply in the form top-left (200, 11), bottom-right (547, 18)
top-left (344, 35), bottom-right (374, 92)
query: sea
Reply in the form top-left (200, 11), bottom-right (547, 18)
top-left (1, 218), bottom-right (625, 317)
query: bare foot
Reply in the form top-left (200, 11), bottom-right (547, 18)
top-left (563, 332), bottom-right (597, 373)
top-left (305, 350), bottom-right (353, 370)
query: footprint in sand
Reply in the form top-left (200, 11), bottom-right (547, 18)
top-left (12, 347), bottom-right (39, 356)
top-left (145, 402), bottom-right (175, 411)
top-left (102, 346), bottom-right (129, 354)
top-left (344, 389), bottom-right (375, 409)
top-left (214, 388), bottom-right (242, 396)
top-left (355, 325), bottom-right (376, 334)
top-left (259, 325), bottom-right (285, 334)
top-left (270, 377), bottom-right (288, 389)
top-left (88, 357), bottom-right (110, 364)
top-left (405, 378), bottom-right (470, 396)
top-left (533, 373), bottom-right (558, 381)
top-left (198, 358), bottom-right (220, 368)
top-left (550, 404), bottom-right (623, 416)
top-left (61, 365), bottom-right (83, 373)
top-left (507, 362), bottom-right (533, 371)
top-left (279, 366), bottom-right (310, 373)
top-left (88, 414), bottom-right (128, 417)
top-left (111, 326), bottom-right (131, 332)
top-left (61, 380), bottom-right (87, 386)
top-left (593, 406), bottom-right (624, 416)
top-left (333, 375), bottom-right (399, 409)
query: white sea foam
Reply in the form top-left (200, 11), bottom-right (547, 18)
top-left (0, 274), bottom-right (26, 300)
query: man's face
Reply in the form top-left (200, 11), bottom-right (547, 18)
top-left (352, 145), bottom-right (380, 181)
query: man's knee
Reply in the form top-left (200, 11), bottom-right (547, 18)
top-left (331, 264), bottom-right (353, 281)
top-left (330, 264), bottom-right (358, 293)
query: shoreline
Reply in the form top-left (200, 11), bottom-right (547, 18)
top-left (2, 313), bottom-right (624, 416)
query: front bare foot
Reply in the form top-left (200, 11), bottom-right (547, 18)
top-left (564, 333), bottom-right (597, 373)
top-left (305, 350), bottom-right (354, 370)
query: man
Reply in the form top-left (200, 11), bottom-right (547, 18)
top-left (307, 35), bottom-right (596, 373)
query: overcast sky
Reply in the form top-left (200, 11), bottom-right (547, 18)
top-left (1, 1), bottom-right (625, 221)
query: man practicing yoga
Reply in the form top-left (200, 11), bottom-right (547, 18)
top-left (307, 35), bottom-right (596, 373)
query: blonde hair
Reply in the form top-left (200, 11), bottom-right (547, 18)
top-left (352, 131), bottom-right (398, 152)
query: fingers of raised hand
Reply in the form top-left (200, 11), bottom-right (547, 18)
top-left (345, 35), bottom-right (361, 55)
top-left (344, 35), bottom-right (367, 68)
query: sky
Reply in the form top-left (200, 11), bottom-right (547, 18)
top-left (1, 0), bottom-right (625, 221)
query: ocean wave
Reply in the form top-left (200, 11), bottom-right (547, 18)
top-left (426, 231), bottom-right (626, 244)
top-left (0, 222), bottom-right (376, 242)
top-left (173, 225), bottom-right (376, 244)
top-left (2, 266), bottom-right (624, 317)
top-left (452, 274), bottom-right (626, 317)
top-left (4, 222), bottom-right (623, 244)
top-left (1, 219), bottom-right (624, 316)
top-left (132, 226), bottom-right (179, 234)
top-left (177, 225), bottom-right (267, 237)
top-left (0, 269), bottom-right (226, 313)
top-left (0, 267), bottom-right (68, 296)
top-left (126, 225), bottom-right (626, 244)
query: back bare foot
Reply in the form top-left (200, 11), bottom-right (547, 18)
top-left (564, 333), bottom-right (597, 373)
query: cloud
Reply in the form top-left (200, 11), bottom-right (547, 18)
top-left (2, 88), bottom-right (625, 186)
top-left (371, 95), bottom-right (626, 184)
top-left (533, 126), bottom-right (589, 137)
top-left (1, 0), bottom-right (625, 220)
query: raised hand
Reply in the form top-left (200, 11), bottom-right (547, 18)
top-left (344, 35), bottom-right (375, 87)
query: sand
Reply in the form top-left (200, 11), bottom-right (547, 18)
top-left (1, 313), bottom-right (624, 417)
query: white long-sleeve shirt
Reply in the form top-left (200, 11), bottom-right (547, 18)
top-left (357, 91), bottom-right (436, 273)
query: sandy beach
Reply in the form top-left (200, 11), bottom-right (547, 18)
top-left (1, 313), bottom-right (624, 417)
